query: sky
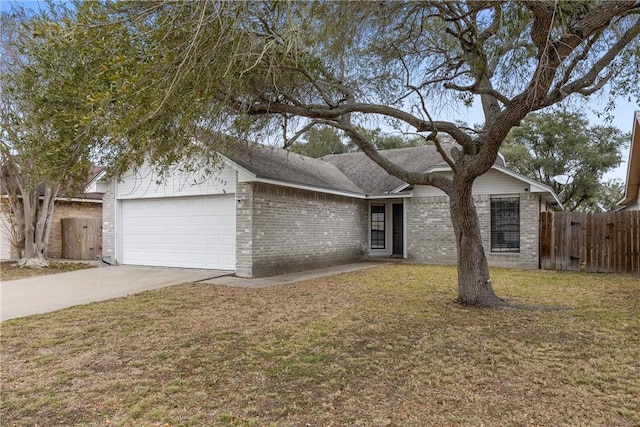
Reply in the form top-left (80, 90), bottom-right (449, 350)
top-left (3, 0), bottom-right (638, 183)
top-left (442, 97), bottom-right (638, 183)
top-left (1, 0), bottom-right (58, 12)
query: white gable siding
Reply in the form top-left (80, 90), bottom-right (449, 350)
top-left (412, 169), bottom-right (530, 197)
top-left (473, 169), bottom-right (531, 194)
top-left (116, 162), bottom-right (236, 199)
top-left (0, 212), bottom-right (13, 260)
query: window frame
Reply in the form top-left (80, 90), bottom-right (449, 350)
top-left (370, 203), bottom-right (386, 250)
top-left (490, 196), bottom-right (520, 253)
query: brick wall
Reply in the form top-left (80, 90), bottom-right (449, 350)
top-left (101, 180), bottom-right (116, 262)
top-left (235, 182), bottom-right (254, 277)
top-left (236, 182), bottom-right (368, 278)
top-left (407, 192), bottom-right (540, 269)
top-left (407, 195), bottom-right (453, 264)
top-left (48, 201), bottom-right (103, 259)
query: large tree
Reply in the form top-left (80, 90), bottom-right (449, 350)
top-left (502, 110), bottom-right (629, 211)
top-left (35, 1), bottom-right (640, 306)
top-left (0, 9), bottom-right (93, 267)
top-left (290, 126), bottom-right (348, 158)
top-left (290, 126), bottom-right (423, 158)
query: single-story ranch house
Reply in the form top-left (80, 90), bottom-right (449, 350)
top-left (97, 142), bottom-right (561, 277)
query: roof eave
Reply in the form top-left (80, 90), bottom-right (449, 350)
top-left (618, 111), bottom-right (640, 206)
top-left (391, 164), bottom-right (563, 207)
top-left (84, 169), bottom-right (108, 194)
top-left (365, 191), bottom-right (413, 199)
top-left (221, 155), bottom-right (366, 199)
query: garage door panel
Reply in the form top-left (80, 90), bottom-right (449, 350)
top-left (120, 195), bottom-right (235, 270)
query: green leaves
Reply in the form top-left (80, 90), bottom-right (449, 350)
top-left (502, 109), bottom-right (629, 212)
top-left (1, 7), bottom-right (93, 192)
top-left (3, 0), bottom-right (638, 184)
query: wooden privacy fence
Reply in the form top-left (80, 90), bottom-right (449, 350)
top-left (61, 217), bottom-right (102, 260)
top-left (540, 211), bottom-right (640, 273)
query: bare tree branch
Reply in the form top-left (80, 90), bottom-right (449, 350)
top-left (224, 94), bottom-right (474, 146)
top-left (444, 81), bottom-right (511, 105)
top-left (542, 18), bottom-right (640, 107)
top-left (282, 120), bottom-right (319, 149)
top-left (321, 118), bottom-right (454, 195)
top-left (555, 31), bottom-right (602, 90)
top-left (575, 71), bottom-right (613, 96)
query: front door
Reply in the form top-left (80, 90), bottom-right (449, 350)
top-left (392, 203), bottom-right (403, 256)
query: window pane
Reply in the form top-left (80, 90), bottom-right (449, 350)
top-left (371, 203), bottom-right (385, 249)
top-left (371, 204), bottom-right (385, 213)
top-left (491, 197), bottom-right (520, 252)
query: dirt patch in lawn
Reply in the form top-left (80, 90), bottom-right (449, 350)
top-left (1, 264), bottom-right (639, 426)
top-left (0, 261), bottom-right (95, 282)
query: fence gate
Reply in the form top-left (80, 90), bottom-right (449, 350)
top-left (61, 217), bottom-right (102, 260)
top-left (540, 211), bottom-right (640, 273)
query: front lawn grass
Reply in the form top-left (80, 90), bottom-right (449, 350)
top-left (1, 264), bottom-right (638, 426)
top-left (0, 261), bottom-right (95, 282)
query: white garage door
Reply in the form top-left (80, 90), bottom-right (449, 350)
top-left (120, 195), bottom-right (235, 270)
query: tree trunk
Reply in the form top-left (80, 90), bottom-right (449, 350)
top-left (36, 184), bottom-right (58, 258)
top-left (11, 186), bottom-right (58, 269)
top-left (2, 159), bottom-right (59, 268)
top-left (449, 179), bottom-right (506, 307)
top-left (18, 189), bottom-right (38, 263)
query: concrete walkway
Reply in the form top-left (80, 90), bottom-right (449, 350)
top-left (1, 266), bottom-right (230, 321)
top-left (1, 262), bottom-right (382, 321)
top-left (201, 262), bottom-right (381, 288)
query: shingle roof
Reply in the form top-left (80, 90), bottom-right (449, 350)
top-left (322, 145), bottom-right (456, 194)
top-left (223, 141), bottom-right (509, 196)
top-left (222, 141), bottom-right (364, 194)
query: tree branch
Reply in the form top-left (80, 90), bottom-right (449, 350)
top-left (394, 44), bottom-right (463, 164)
top-left (542, 18), bottom-right (640, 107)
top-left (523, 1), bottom-right (556, 54)
top-left (282, 120), bottom-right (318, 149)
top-left (479, 4), bottom-right (503, 40)
top-left (443, 81), bottom-right (511, 105)
top-left (575, 72), bottom-right (613, 96)
top-left (225, 94), bottom-right (474, 146)
top-left (297, 68), bottom-right (337, 107)
top-left (552, 31), bottom-right (602, 94)
top-left (325, 118), bottom-right (454, 196)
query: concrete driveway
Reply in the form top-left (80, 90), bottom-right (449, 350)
top-left (1, 266), bottom-right (230, 321)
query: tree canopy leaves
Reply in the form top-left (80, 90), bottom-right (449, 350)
top-left (502, 110), bottom-right (629, 211)
top-left (289, 126), bottom-right (426, 158)
top-left (22, 1), bottom-right (639, 185)
top-left (1, 9), bottom-right (93, 190)
top-left (1, 8), bottom-right (97, 265)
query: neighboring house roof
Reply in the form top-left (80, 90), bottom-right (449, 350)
top-left (222, 141), bottom-right (364, 194)
top-left (619, 111), bottom-right (640, 207)
top-left (0, 166), bottom-right (105, 202)
top-left (74, 166), bottom-right (105, 200)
